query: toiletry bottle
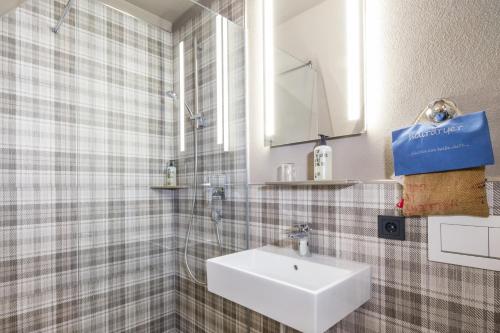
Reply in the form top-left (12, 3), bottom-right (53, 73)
top-left (166, 161), bottom-right (177, 186)
top-left (313, 134), bottom-right (332, 181)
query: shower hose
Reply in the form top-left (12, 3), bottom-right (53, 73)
top-left (183, 125), bottom-right (223, 286)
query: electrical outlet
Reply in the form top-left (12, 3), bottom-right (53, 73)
top-left (378, 215), bottom-right (405, 240)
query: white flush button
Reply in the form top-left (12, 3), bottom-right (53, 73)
top-left (441, 224), bottom-right (489, 256)
top-left (489, 228), bottom-right (500, 258)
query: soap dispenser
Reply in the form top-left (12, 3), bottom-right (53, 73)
top-left (165, 160), bottom-right (177, 186)
top-left (313, 134), bottom-right (332, 181)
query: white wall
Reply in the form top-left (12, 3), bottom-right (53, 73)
top-left (248, 0), bottom-right (500, 183)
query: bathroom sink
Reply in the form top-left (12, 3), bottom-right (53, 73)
top-left (207, 246), bottom-right (371, 333)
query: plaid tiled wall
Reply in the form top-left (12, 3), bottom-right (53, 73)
top-left (248, 183), bottom-right (500, 332)
top-left (0, 0), bottom-right (176, 331)
top-left (176, 182), bottom-right (500, 333)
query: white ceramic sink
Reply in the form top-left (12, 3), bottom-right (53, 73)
top-left (207, 246), bottom-right (371, 333)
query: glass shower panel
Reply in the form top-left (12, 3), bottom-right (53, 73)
top-left (0, 0), bottom-right (246, 331)
top-left (173, 7), bottom-right (247, 285)
top-left (76, 0), bottom-right (176, 331)
top-left (222, 19), bottom-right (247, 252)
top-left (75, 1), bottom-right (108, 331)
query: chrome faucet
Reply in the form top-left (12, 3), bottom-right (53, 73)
top-left (288, 224), bottom-right (311, 257)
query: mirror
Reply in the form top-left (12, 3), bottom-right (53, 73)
top-left (264, 0), bottom-right (365, 147)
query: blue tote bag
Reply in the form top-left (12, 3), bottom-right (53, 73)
top-left (392, 111), bottom-right (494, 176)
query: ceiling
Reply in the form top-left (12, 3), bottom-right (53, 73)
top-left (0, 0), bottom-right (327, 29)
top-left (0, 0), bottom-right (198, 28)
top-left (0, 0), bottom-right (24, 17)
top-left (122, 0), bottom-right (329, 26)
top-left (124, 0), bottom-right (197, 23)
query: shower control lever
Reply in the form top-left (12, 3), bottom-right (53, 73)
top-left (212, 186), bottom-right (226, 200)
top-left (190, 113), bottom-right (206, 128)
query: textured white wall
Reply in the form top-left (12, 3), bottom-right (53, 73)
top-left (248, 0), bottom-right (500, 182)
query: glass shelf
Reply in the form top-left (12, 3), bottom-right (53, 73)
top-left (264, 180), bottom-right (361, 186)
top-left (150, 186), bottom-right (188, 190)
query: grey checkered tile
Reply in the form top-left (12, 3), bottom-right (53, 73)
top-left (1, 0), bottom-right (176, 331)
top-left (176, 182), bottom-right (500, 333)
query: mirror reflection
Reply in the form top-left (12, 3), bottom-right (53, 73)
top-left (266, 0), bottom-right (365, 147)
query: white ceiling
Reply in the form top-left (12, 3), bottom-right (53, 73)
top-left (0, 0), bottom-right (24, 17)
top-left (0, 0), bottom-right (196, 29)
top-left (1, 0), bottom-right (327, 30)
top-left (124, 0), bottom-right (196, 23)
top-left (122, 0), bottom-right (329, 26)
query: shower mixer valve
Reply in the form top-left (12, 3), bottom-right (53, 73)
top-left (190, 113), bottom-right (206, 129)
top-left (210, 186), bottom-right (226, 226)
top-left (211, 186), bottom-right (226, 200)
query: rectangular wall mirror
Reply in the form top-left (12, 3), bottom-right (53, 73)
top-left (264, 0), bottom-right (365, 147)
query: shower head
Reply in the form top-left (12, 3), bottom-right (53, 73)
top-left (166, 91), bottom-right (177, 100)
top-left (166, 90), bottom-right (198, 122)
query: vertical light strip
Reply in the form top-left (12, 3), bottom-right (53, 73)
top-left (179, 41), bottom-right (185, 152)
top-left (263, 0), bottom-right (275, 137)
top-left (222, 18), bottom-right (230, 152)
top-left (346, 0), bottom-right (361, 121)
top-left (216, 15), bottom-right (224, 145)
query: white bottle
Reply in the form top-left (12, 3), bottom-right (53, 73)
top-left (166, 161), bottom-right (177, 186)
top-left (313, 135), bottom-right (332, 181)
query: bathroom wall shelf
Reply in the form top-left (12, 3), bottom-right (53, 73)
top-left (150, 186), bottom-right (188, 190)
top-left (265, 180), bottom-right (362, 186)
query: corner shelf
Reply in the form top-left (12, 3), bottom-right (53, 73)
top-left (264, 180), bottom-right (361, 186)
top-left (150, 185), bottom-right (188, 190)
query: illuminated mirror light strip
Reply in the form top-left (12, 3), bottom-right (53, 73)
top-left (179, 41), bottom-right (185, 152)
top-left (346, 0), bottom-right (361, 121)
top-left (222, 18), bottom-right (230, 152)
top-left (263, 0), bottom-right (275, 138)
top-left (216, 15), bottom-right (224, 145)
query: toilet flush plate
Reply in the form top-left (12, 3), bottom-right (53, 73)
top-left (428, 215), bottom-right (500, 271)
top-left (207, 246), bottom-right (371, 333)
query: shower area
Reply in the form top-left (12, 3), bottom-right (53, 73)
top-left (0, 0), bottom-right (247, 331)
